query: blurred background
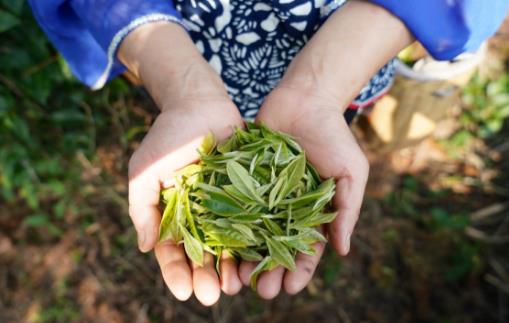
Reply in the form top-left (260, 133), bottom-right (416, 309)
top-left (1, 1), bottom-right (509, 322)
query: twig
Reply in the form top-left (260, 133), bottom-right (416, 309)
top-left (470, 203), bottom-right (509, 222)
top-left (494, 140), bottom-right (509, 153)
top-left (494, 213), bottom-right (509, 236)
top-left (337, 306), bottom-right (352, 323)
top-left (486, 274), bottom-right (509, 294)
top-left (0, 72), bottom-right (46, 115)
top-left (79, 101), bottom-right (97, 152)
top-left (465, 227), bottom-right (509, 244)
top-left (134, 303), bottom-right (149, 323)
top-left (0, 72), bottom-right (24, 98)
top-left (22, 54), bottom-right (58, 77)
top-left (490, 184), bottom-right (509, 197)
top-left (20, 159), bottom-right (40, 184)
top-left (490, 259), bottom-right (509, 284)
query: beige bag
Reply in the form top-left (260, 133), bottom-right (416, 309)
top-left (361, 44), bottom-right (486, 154)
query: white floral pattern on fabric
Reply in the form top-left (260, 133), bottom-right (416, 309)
top-left (173, 0), bottom-right (395, 118)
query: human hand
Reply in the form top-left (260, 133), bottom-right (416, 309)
top-left (235, 1), bottom-right (412, 299)
top-left (129, 96), bottom-right (244, 305)
top-left (237, 84), bottom-right (369, 299)
top-left (119, 22), bottom-right (243, 305)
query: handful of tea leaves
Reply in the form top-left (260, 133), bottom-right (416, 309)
top-left (159, 122), bottom-right (336, 289)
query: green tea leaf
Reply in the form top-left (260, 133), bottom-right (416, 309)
top-left (203, 224), bottom-right (257, 248)
top-left (263, 218), bottom-right (285, 236)
top-left (249, 153), bottom-right (259, 175)
top-left (231, 223), bottom-right (257, 243)
top-left (233, 248), bottom-right (264, 261)
top-left (199, 132), bottom-right (216, 155)
top-left (226, 160), bottom-right (265, 204)
top-left (290, 206), bottom-right (321, 222)
top-left (257, 183), bottom-right (272, 196)
top-left (159, 122), bottom-right (337, 290)
top-left (198, 183), bottom-right (245, 216)
top-left (176, 164), bottom-right (203, 179)
top-left (162, 186), bottom-right (177, 204)
top-left (229, 213), bottom-right (263, 223)
top-left (223, 184), bottom-right (255, 205)
top-left (250, 256), bottom-right (272, 290)
top-left (275, 227), bottom-right (327, 244)
top-left (215, 247), bottom-right (223, 273)
top-left (266, 237), bottom-right (296, 271)
top-left (307, 163), bottom-right (322, 184)
top-left (217, 135), bottom-right (238, 153)
top-left (279, 154), bottom-right (306, 196)
top-left (297, 212), bottom-right (337, 227)
top-left (176, 164), bottom-right (203, 188)
top-left (269, 154), bottom-right (306, 208)
top-left (180, 224), bottom-right (204, 266)
top-left (182, 189), bottom-right (200, 239)
top-left (159, 188), bottom-right (177, 241)
top-left (268, 177), bottom-right (284, 209)
top-left (280, 178), bottom-right (335, 209)
top-left (283, 240), bottom-right (316, 255)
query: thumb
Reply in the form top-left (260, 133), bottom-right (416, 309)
top-left (128, 159), bottom-right (162, 253)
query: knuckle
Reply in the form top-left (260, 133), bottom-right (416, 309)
top-left (301, 258), bottom-right (318, 276)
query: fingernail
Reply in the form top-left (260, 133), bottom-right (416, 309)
top-left (343, 231), bottom-right (351, 254)
top-left (137, 229), bottom-right (146, 250)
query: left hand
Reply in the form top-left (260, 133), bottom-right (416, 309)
top-left (235, 0), bottom-right (412, 298)
top-left (237, 84), bottom-right (370, 299)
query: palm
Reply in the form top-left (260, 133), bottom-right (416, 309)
top-left (128, 97), bottom-right (244, 305)
top-left (242, 86), bottom-right (369, 298)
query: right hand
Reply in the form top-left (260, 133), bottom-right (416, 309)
top-left (128, 95), bottom-right (243, 306)
top-left (119, 22), bottom-right (244, 306)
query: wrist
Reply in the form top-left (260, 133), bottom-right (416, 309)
top-left (118, 21), bottom-right (227, 110)
top-left (279, 1), bottom-right (413, 113)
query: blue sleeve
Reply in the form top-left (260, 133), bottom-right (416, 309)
top-left (28, 0), bottom-right (185, 89)
top-left (370, 0), bottom-right (509, 60)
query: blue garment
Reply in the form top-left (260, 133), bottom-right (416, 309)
top-left (370, 0), bottom-right (509, 60)
top-left (28, 0), bottom-right (509, 117)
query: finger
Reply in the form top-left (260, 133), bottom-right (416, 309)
top-left (192, 252), bottom-right (221, 306)
top-left (219, 251), bottom-right (243, 295)
top-left (239, 261), bottom-right (257, 286)
top-left (128, 163), bottom-right (161, 253)
top-left (257, 266), bottom-right (285, 300)
top-left (283, 241), bottom-right (325, 294)
top-left (155, 241), bottom-right (193, 301)
top-left (329, 167), bottom-right (368, 255)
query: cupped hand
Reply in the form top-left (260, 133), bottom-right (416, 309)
top-left (239, 85), bottom-right (369, 299)
top-left (128, 95), bottom-right (244, 306)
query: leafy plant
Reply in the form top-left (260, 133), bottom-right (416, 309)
top-left (159, 122), bottom-right (336, 289)
top-left (461, 73), bottom-right (509, 138)
top-left (439, 73), bottom-right (509, 158)
top-left (0, 1), bottom-right (131, 227)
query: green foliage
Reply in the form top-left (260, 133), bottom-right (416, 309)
top-left (383, 174), bottom-right (482, 285)
top-left (442, 73), bottom-right (509, 156)
top-left (0, 2), bottom-right (130, 224)
top-left (159, 123), bottom-right (336, 289)
top-left (34, 293), bottom-right (80, 323)
top-left (444, 242), bottom-right (481, 283)
top-left (462, 73), bottom-right (509, 138)
top-left (384, 175), bottom-right (470, 230)
top-left (323, 254), bottom-right (342, 286)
